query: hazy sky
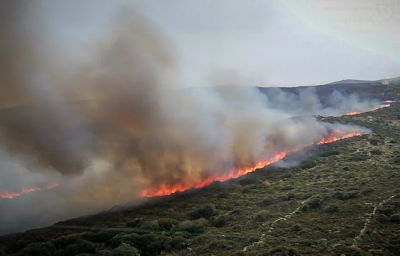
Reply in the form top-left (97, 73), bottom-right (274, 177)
top-left (41, 0), bottom-right (400, 87)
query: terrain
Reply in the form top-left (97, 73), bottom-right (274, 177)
top-left (0, 78), bottom-right (400, 256)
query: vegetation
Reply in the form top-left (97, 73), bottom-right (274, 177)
top-left (1, 90), bottom-right (400, 255)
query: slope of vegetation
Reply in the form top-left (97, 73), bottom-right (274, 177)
top-left (1, 84), bottom-right (400, 256)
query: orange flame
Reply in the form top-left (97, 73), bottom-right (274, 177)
top-left (140, 131), bottom-right (364, 198)
top-left (345, 104), bottom-right (390, 116)
top-left (0, 183), bottom-right (59, 199)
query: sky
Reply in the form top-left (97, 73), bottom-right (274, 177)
top-left (42, 0), bottom-right (400, 88)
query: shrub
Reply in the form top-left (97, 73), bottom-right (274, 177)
top-left (370, 149), bottom-right (383, 155)
top-left (157, 218), bottom-right (178, 231)
top-left (108, 244), bottom-right (140, 256)
top-left (308, 196), bottom-right (323, 209)
top-left (260, 246), bottom-right (300, 256)
top-left (18, 242), bottom-right (55, 256)
top-left (375, 214), bottom-right (388, 223)
top-left (54, 240), bottom-right (95, 256)
top-left (389, 214), bottom-right (400, 223)
top-left (83, 230), bottom-right (120, 243)
top-left (261, 196), bottom-right (274, 206)
top-left (376, 205), bottom-right (394, 215)
top-left (119, 233), bottom-right (168, 256)
top-left (51, 235), bottom-right (82, 250)
top-left (208, 239), bottom-right (232, 250)
top-left (368, 139), bottom-right (379, 146)
top-left (126, 218), bottom-right (142, 228)
top-left (333, 191), bottom-right (358, 200)
top-left (324, 204), bottom-right (339, 213)
top-left (189, 204), bottom-right (217, 219)
top-left (164, 236), bottom-right (188, 252)
top-left (253, 210), bottom-right (270, 222)
top-left (211, 216), bottom-right (226, 228)
top-left (320, 150), bottom-right (341, 157)
top-left (301, 161), bottom-right (316, 169)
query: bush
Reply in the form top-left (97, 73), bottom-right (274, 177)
top-left (389, 214), bottom-right (400, 223)
top-left (126, 218), bottom-right (142, 228)
top-left (368, 139), bottom-right (379, 146)
top-left (157, 218), bottom-right (178, 231)
top-left (261, 196), bottom-right (274, 206)
top-left (370, 149), bottom-right (383, 155)
top-left (333, 191), bottom-right (358, 200)
top-left (83, 230), bottom-right (120, 243)
top-left (238, 176), bottom-right (261, 185)
top-left (51, 235), bottom-right (82, 250)
top-left (18, 242), bottom-right (55, 256)
top-left (211, 216), bottom-right (226, 227)
top-left (119, 233), bottom-right (168, 256)
top-left (301, 161), bottom-right (316, 169)
top-left (260, 246), bottom-right (300, 256)
top-left (189, 204), bottom-right (217, 219)
top-left (376, 205), bottom-right (394, 215)
top-left (108, 244), bottom-right (140, 256)
top-left (324, 204), bottom-right (339, 213)
top-left (54, 240), bottom-right (95, 256)
top-left (253, 210), bottom-right (270, 222)
top-left (320, 150), bottom-right (341, 157)
top-left (308, 196), bottom-right (323, 209)
top-left (164, 236), bottom-right (188, 252)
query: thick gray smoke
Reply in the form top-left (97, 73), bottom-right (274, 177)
top-left (0, 2), bottom-right (372, 234)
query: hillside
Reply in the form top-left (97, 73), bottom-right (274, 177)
top-left (0, 80), bottom-right (400, 256)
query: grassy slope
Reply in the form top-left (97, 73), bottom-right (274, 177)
top-left (1, 84), bottom-right (400, 256)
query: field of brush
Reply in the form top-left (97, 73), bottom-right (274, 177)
top-left (1, 86), bottom-right (400, 256)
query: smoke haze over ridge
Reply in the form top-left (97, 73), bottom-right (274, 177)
top-left (0, 1), bottom-right (377, 234)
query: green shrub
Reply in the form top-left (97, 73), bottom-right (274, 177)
top-left (324, 204), bottom-right (339, 213)
top-left (389, 214), bottom-right (400, 223)
top-left (18, 242), bottom-right (55, 256)
top-left (119, 233), bottom-right (168, 256)
top-left (157, 218), bottom-right (178, 231)
top-left (308, 196), bottom-right (323, 208)
top-left (253, 210), bottom-right (270, 222)
top-left (54, 240), bottom-right (95, 256)
top-left (211, 216), bottom-right (226, 227)
top-left (368, 139), bottom-right (379, 146)
top-left (189, 204), bottom-right (217, 219)
top-left (333, 191), bottom-right (358, 200)
top-left (164, 236), bottom-right (188, 252)
top-left (261, 196), bottom-right (274, 206)
top-left (126, 218), bottom-right (142, 228)
top-left (108, 244), bottom-right (140, 256)
top-left (376, 205), bottom-right (394, 215)
top-left (260, 246), bottom-right (300, 256)
top-left (83, 230), bottom-right (120, 243)
top-left (301, 161), bottom-right (316, 169)
top-left (320, 150), bottom-right (341, 157)
top-left (51, 235), bottom-right (82, 250)
top-left (370, 149), bottom-right (383, 155)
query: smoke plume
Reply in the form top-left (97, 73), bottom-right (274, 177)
top-left (0, 2), bottom-right (373, 234)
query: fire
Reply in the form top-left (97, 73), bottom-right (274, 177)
top-left (0, 183), bottom-right (59, 199)
top-left (140, 131), bottom-right (364, 198)
top-left (345, 104), bottom-right (390, 116)
top-left (345, 111), bottom-right (361, 116)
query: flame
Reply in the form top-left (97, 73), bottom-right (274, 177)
top-left (345, 104), bottom-right (390, 116)
top-left (140, 131), bottom-right (364, 198)
top-left (0, 183), bottom-right (59, 199)
top-left (385, 100), bottom-right (395, 103)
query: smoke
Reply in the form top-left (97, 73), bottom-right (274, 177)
top-left (0, 2), bottom-right (372, 234)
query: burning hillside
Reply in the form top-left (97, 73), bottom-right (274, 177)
top-left (0, 2), bottom-right (377, 234)
top-left (140, 129), bottom-right (366, 197)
